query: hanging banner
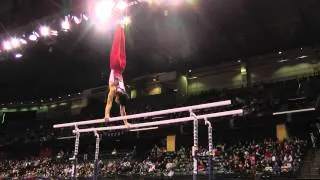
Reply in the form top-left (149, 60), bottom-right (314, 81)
top-left (276, 124), bottom-right (288, 142)
top-left (167, 135), bottom-right (176, 152)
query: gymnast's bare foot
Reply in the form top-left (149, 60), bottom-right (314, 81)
top-left (124, 121), bottom-right (131, 128)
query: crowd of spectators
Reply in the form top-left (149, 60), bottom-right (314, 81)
top-left (0, 122), bottom-right (54, 147)
top-left (0, 137), bottom-right (307, 179)
top-left (214, 138), bottom-right (307, 176)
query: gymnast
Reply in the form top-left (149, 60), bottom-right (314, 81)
top-left (104, 23), bottom-right (130, 128)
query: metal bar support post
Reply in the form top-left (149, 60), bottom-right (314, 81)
top-left (190, 110), bottom-right (198, 180)
top-left (93, 131), bottom-right (100, 180)
top-left (70, 125), bottom-right (80, 179)
top-left (204, 118), bottom-right (213, 180)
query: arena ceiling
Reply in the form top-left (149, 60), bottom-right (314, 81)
top-left (0, 0), bottom-right (320, 101)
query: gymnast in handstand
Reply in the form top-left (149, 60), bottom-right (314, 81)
top-left (104, 24), bottom-right (130, 127)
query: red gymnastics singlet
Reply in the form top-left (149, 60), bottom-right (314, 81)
top-left (109, 25), bottom-right (126, 90)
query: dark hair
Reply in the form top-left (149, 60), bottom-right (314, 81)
top-left (117, 91), bottom-right (129, 106)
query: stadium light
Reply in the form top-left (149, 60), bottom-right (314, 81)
top-left (11, 38), bottom-right (20, 48)
top-left (95, 0), bottom-right (115, 22)
top-left (20, 38), bottom-right (27, 44)
top-left (73, 16), bottom-right (81, 24)
top-left (115, 1), bottom-right (128, 11)
top-left (278, 59), bottom-right (288, 63)
top-left (40, 26), bottom-right (50, 37)
top-left (273, 108), bottom-right (315, 115)
top-left (297, 55), bottom-right (308, 59)
top-left (61, 19), bottom-right (71, 31)
top-left (29, 34), bottom-right (38, 41)
top-left (51, 30), bottom-right (58, 36)
top-left (15, 53), bottom-right (23, 59)
top-left (2, 41), bottom-right (12, 51)
top-left (82, 14), bottom-right (89, 21)
top-left (188, 76), bottom-right (198, 80)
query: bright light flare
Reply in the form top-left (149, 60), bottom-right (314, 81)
top-left (61, 19), bottom-right (70, 31)
top-left (115, 1), bottom-right (128, 11)
top-left (2, 41), bottom-right (12, 51)
top-left (95, 0), bottom-right (115, 22)
top-left (29, 34), bottom-right (38, 41)
top-left (20, 38), bottom-right (27, 44)
top-left (120, 16), bottom-right (131, 26)
top-left (73, 16), bottom-right (81, 24)
top-left (11, 38), bottom-right (20, 48)
top-left (40, 26), bottom-right (50, 37)
top-left (15, 53), bottom-right (23, 59)
top-left (297, 55), bottom-right (308, 59)
top-left (82, 14), bottom-right (89, 21)
top-left (171, 0), bottom-right (184, 6)
top-left (51, 30), bottom-right (58, 36)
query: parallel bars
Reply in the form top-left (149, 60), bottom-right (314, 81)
top-left (53, 100), bottom-right (231, 128)
top-left (72, 109), bottom-right (243, 133)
